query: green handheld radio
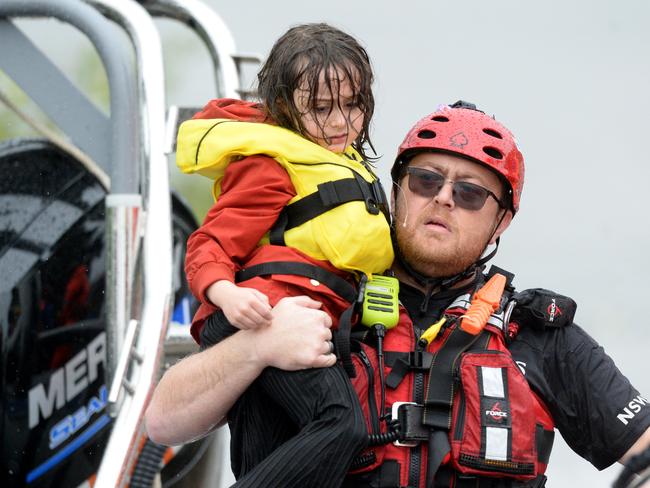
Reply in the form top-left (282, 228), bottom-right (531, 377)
top-left (360, 274), bottom-right (399, 420)
top-left (360, 275), bottom-right (400, 330)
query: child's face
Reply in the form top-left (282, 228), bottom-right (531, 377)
top-left (292, 67), bottom-right (364, 154)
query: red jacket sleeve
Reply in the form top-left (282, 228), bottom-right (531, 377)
top-left (185, 155), bottom-right (296, 304)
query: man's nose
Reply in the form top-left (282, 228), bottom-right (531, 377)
top-left (433, 181), bottom-right (455, 208)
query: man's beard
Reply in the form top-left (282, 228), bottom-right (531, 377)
top-left (394, 212), bottom-right (487, 279)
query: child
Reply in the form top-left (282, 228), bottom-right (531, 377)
top-left (176, 23), bottom-right (393, 487)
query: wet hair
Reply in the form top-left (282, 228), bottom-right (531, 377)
top-left (257, 23), bottom-right (376, 160)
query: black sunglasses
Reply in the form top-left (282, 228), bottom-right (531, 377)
top-left (406, 167), bottom-right (504, 211)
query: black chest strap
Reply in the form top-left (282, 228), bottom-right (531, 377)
top-left (423, 327), bottom-right (489, 429)
top-left (235, 261), bottom-right (357, 303)
top-left (423, 327), bottom-right (490, 486)
top-left (270, 171), bottom-right (389, 245)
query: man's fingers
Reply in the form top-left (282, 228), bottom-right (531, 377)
top-left (321, 326), bottom-right (332, 341)
top-left (313, 353), bottom-right (337, 368)
top-left (322, 312), bottom-right (333, 329)
top-left (321, 340), bottom-right (335, 355)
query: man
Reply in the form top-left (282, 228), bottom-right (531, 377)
top-left (146, 101), bottom-right (650, 487)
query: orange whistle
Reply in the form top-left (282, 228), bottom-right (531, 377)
top-left (460, 273), bottom-right (506, 335)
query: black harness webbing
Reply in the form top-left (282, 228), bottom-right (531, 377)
top-left (423, 327), bottom-right (488, 428)
top-left (235, 261), bottom-right (357, 304)
top-left (427, 430), bottom-right (452, 488)
top-left (424, 327), bottom-right (491, 487)
top-left (535, 426), bottom-right (555, 466)
top-left (269, 172), bottom-right (388, 246)
top-left (385, 350), bottom-right (434, 389)
top-left (334, 303), bottom-right (358, 377)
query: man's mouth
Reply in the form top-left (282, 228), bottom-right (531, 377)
top-left (424, 217), bottom-right (450, 232)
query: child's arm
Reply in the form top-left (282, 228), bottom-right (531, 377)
top-left (206, 280), bottom-right (272, 329)
top-left (185, 155), bottom-right (296, 309)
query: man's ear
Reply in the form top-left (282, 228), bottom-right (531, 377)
top-left (489, 209), bottom-right (513, 245)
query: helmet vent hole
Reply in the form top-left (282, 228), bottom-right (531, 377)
top-left (483, 128), bottom-right (502, 139)
top-left (431, 116), bottom-right (449, 122)
top-left (483, 147), bottom-right (503, 160)
top-left (417, 130), bottom-right (436, 139)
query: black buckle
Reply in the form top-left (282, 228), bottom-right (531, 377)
top-left (392, 402), bottom-right (428, 446)
top-left (353, 172), bottom-right (380, 215)
top-left (370, 179), bottom-right (389, 218)
top-left (410, 350), bottom-right (432, 370)
top-left (318, 180), bottom-right (343, 208)
top-left (317, 175), bottom-right (388, 218)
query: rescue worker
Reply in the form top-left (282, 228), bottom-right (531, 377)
top-left (146, 102), bottom-right (650, 487)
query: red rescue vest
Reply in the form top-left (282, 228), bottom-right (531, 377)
top-left (349, 288), bottom-right (555, 488)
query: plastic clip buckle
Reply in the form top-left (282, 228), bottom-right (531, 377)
top-left (392, 402), bottom-right (419, 447)
top-left (371, 180), bottom-right (389, 216)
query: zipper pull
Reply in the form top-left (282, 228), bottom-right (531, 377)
top-left (418, 317), bottom-right (446, 348)
top-left (358, 348), bottom-right (372, 369)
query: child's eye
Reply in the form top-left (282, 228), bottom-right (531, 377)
top-left (313, 105), bottom-right (330, 114)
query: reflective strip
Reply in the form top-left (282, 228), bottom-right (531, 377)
top-left (448, 293), bottom-right (471, 310)
top-left (481, 366), bottom-right (505, 398)
top-left (485, 426), bottom-right (508, 461)
top-left (487, 310), bottom-right (504, 330)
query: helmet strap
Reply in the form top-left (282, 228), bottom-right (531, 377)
top-left (392, 208), bottom-right (507, 314)
top-left (472, 207), bottom-right (509, 274)
top-left (391, 228), bottom-right (483, 314)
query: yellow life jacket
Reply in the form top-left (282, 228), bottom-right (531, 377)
top-left (176, 118), bottom-right (394, 276)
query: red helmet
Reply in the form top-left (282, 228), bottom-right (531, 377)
top-left (392, 101), bottom-right (524, 212)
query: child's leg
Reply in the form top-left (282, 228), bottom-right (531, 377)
top-left (200, 309), bottom-right (238, 347)
top-left (201, 307), bottom-right (369, 487)
top-left (200, 311), bottom-right (298, 477)
top-left (232, 365), bottom-right (368, 488)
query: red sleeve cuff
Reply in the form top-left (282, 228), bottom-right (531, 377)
top-left (191, 261), bottom-right (235, 305)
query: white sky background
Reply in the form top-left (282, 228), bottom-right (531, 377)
top-left (6, 0), bottom-right (650, 486)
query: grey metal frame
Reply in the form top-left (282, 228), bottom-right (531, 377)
top-left (82, 1), bottom-right (173, 486)
top-left (140, 0), bottom-right (242, 99)
top-left (0, 0), bottom-right (138, 192)
top-left (0, 1), bottom-right (171, 487)
top-left (0, 0), bottom-right (256, 486)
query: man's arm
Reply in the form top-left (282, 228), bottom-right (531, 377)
top-left (621, 426), bottom-right (650, 464)
top-left (145, 296), bottom-right (335, 446)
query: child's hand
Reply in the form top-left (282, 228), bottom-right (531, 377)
top-left (206, 280), bottom-right (272, 329)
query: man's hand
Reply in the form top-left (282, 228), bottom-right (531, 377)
top-left (146, 295), bottom-right (336, 446)
top-left (249, 296), bottom-right (336, 370)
